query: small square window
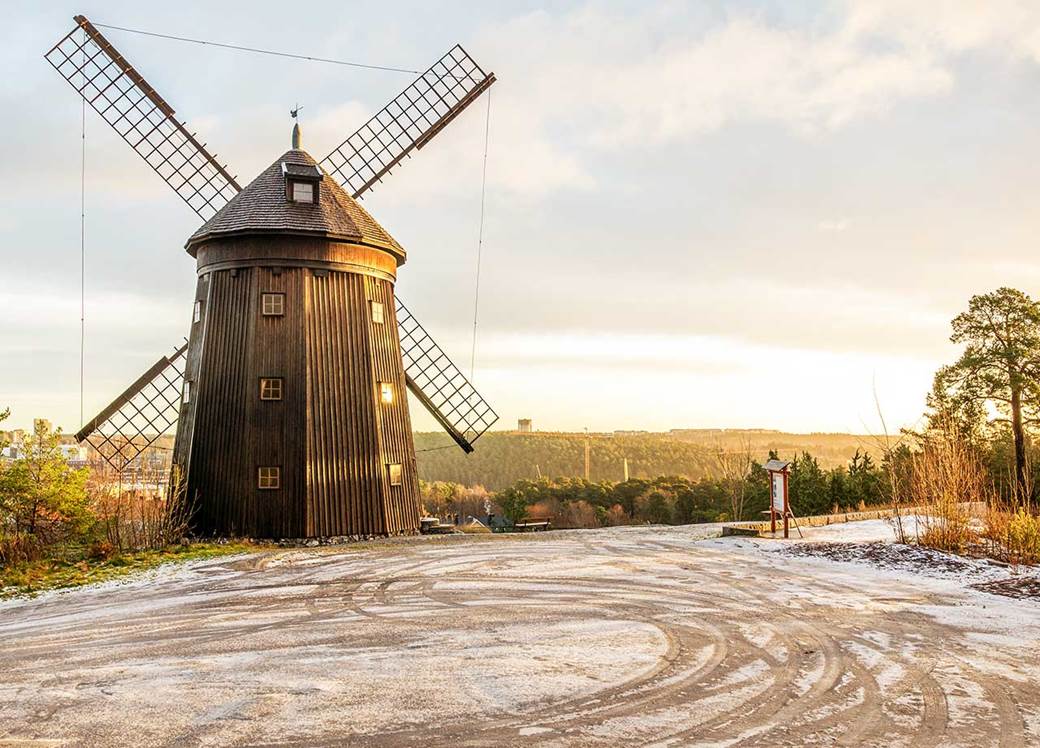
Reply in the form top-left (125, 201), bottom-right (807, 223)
top-left (261, 292), bottom-right (285, 316)
top-left (387, 463), bottom-right (402, 487)
top-left (291, 181), bottom-right (314, 203)
top-left (182, 381), bottom-right (192, 405)
top-left (379, 382), bottom-right (394, 404)
top-left (260, 377), bottom-right (283, 401)
top-left (371, 300), bottom-right (384, 324)
top-left (193, 300), bottom-right (202, 323)
top-left (258, 466), bottom-right (281, 490)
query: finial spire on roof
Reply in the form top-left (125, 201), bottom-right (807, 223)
top-left (290, 104), bottom-right (302, 149)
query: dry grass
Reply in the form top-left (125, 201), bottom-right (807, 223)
top-left (902, 420), bottom-right (1040, 567)
top-left (0, 541), bottom-right (259, 599)
top-left (907, 427), bottom-right (987, 553)
top-left (982, 503), bottom-right (1040, 568)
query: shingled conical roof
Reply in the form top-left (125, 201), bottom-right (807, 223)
top-left (185, 149), bottom-right (404, 260)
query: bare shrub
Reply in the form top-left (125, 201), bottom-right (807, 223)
top-left (603, 504), bottom-right (631, 527)
top-left (557, 500), bottom-right (599, 529)
top-left (713, 438), bottom-right (752, 522)
top-left (0, 532), bottom-right (45, 565)
top-left (909, 425), bottom-right (988, 552)
top-left (92, 468), bottom-right (194, 552)
top-left (526, 499), bottom-right (559, 522)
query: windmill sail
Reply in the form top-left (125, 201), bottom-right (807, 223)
top-left (76, 344), bottom-right (188, 473)
top-left (395, 300), bottom-right (498, 453)
top-left (45, 16), bottom-right (240, 220)
top-left (321, 44), bottom-right (495, 199)
top-left (49, 21), bottom-right (498, 458)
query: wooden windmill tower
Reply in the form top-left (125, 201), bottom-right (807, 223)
top-left (48, 16), bottom-right (499, 538)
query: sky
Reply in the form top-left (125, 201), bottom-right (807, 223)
top-left (2, 0), bottom-right (1040, 436)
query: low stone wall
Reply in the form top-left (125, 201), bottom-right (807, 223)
top-left (722, 507), bottom-right (897, 537)
top-left (721, 502), bottom-right (987, 538)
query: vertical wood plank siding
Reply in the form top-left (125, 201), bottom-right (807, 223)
top-left (368, 276), bottom-right (421, 532)
top-left (172, 274), bottom-right (210, 487)
top-left (176, 237), bottom-right (420, 538)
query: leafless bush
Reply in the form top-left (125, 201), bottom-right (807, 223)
top-left (712, 438), bottom-right (752, 522)
top-left (869, 386), bottom-right (914, 543)
top-left (526, 499), bottom-right (559, 522)
top-left (909, 426), bottom-right (988, 552)
top-left (91, 468), bottom-right (194, 552)
top-left (603, 504), bottom-right (631, 527)
top-left (557, 500), bottom-right (599, 529)
top-left (0, 532), bottom-right (45, 565)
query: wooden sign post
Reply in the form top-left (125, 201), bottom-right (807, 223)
top-left (764, 459), bottom-right (791, 539)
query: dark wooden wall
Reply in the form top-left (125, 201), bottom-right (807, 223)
top-left (367, 275), bottom-right (421, 534)
top-left (174, 237), bottom-right (421, 539)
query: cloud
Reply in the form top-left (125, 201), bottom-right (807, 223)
top-left (846, 1), bottom-right (1040, 63)
top-left (355, 82), bottom-right (594, 206)
top-left (468, 6), bottom-right (954, 159)
top-left (366, 4), bottom-right (963, 203)
top-left (818, 219), bottom-right (850, 233)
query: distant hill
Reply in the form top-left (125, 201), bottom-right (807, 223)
top-left (414, 429), bottom-right (883, 490)
top-left (665, 429), bottom-right (886, 467)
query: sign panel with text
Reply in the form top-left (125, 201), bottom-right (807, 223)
top-left (771, 472), bottom-right (785, 513)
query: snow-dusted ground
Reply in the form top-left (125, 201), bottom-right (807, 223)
top-left (794, 517), bottom-right (914, 542)
top-left (1, 524), bottom-right (1038, 746)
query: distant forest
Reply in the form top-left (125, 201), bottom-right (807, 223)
top-left (414, 429), bottom-right (880, 490)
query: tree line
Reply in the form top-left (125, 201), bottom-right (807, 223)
top-left (485, 449), bottom-right (891, 529)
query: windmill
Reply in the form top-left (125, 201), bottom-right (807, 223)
top-left (47, 16), bottom-right (499, 539)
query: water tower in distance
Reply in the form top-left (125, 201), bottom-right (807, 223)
top-left (518, 419), bottom-right (532, 433)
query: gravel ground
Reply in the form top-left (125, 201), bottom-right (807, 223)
top-left (1, 524), bottom-right (1039, 746)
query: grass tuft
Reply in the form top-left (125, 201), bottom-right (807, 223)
top-left (0, 542), bottom-right (263, 599)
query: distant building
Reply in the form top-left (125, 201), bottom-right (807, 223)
top-left (0, 422), bottom-right (86, 468)
top-left (59, 444), bottom-right (88, 468)
top-left (518, 418), bottom-right (532, 433)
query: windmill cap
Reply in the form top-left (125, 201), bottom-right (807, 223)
top-left (185, 149), bottom-right (404, 261)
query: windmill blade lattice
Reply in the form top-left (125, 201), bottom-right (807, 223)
top-left (321, 44), bottom-right (495, 199)
top-left (48, 18), bottom-right (499, 459)
top-left (76, 344), bottom-right (188, 473)
top-left (396, 299), bottom-right (498, 453)
top-left (46, 16), bottom-right (240, 220)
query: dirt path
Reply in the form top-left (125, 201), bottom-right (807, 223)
top-left (1, 526), bottom-right (1037, 746)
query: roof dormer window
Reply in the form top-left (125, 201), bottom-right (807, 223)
top-left (282, 162), bottom-right (321, 205)
top-left (291, 181), bottom-right (314, 203)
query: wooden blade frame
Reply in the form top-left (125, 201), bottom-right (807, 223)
top-left (48, 20), bottom-right (499, 455)
top-left (76, 344), bottom-right (188, 473)
top-left (45, 16), bottom-right (240, 220)
top-left (396, 300), bottom-right (498, 453)
top-left (321, 44), bottom-right (495, 199)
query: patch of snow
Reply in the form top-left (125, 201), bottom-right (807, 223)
top-left (518, 725), bottom-right (553, 736)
